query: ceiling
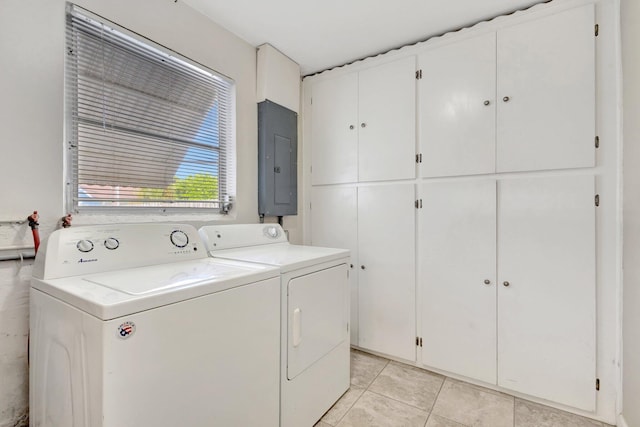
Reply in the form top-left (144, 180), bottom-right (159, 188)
top-left (182, 0), bottom-right (549, 75)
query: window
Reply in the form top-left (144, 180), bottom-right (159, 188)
top-left (65, 4), bottom-right (235, 213)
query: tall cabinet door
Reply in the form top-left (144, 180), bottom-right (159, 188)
top-left (420, 179), bottom-right (497, 384)
top-left (496, 5), bottom-right (595, 172)
top-left (359, 57), bottom-right (416, 182)
top-left (358, 183), bottom-right (416, 361)
top-left (311, 73), bottom-right (358, 185)
top-left (419, 34), bottom-right (496, 178)
top-left (311, 186), bottom-right (359, 345)
top-left (497, 175), bottom-right (596, 411)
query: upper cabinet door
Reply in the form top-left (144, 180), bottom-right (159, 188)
top-left (358, 57), bottom-right (417, 182)
top-left (419, 34), bottom-right (497, 178)
top-left (311, 73), bottom-right (359, 185)
top-left (497, 175), bottom-right (596, 411)
top-left (496, 5), bottom-right (596, 173)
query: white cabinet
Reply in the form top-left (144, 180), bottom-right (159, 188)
top-left (358, 184), bottom-right (416, 361)
top-left (310, 184), bottom-right (416, 361)
top-left (419, 4), bottom-right (595, 177)
top-left (419, 34), bottom-right (497, 177)
top-left (497, 175), bottom-right (596, 411)
top-left (306, 3), bottom-right (603, 413)
top-left (311, 186), bottom-right (359, 344)
top-left (496, 6), bottom-right (595, 172)
top-left (311, 74), bottom-right (358, 185)
top-left (311, 57), bottom-right (416, 185)
top-left (420, 179), bottom-right (497, 384)
top-left (419, 175), bottom-right (596, 411)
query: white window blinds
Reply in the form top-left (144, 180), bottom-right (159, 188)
top-left (65, 5), bottom-right (235, 212)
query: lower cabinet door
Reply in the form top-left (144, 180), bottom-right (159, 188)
top-left (420, 179), bottom-right (497, 383)
top-left (497, 175), bottom-right (596, 411)
top-left (311, 185), bottom-right (359, 345)
top-left (358, 183), bottom-right (416, 361)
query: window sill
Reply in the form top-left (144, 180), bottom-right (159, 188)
top-left (70, 210), bottom-right (237, 227)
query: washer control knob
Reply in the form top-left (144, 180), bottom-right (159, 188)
top-left (170, 230), bottom-right (189, 248)
top-left (77, 239), bottom-right (94, 253)
top-left (104, 238), bottom-right (119, 250)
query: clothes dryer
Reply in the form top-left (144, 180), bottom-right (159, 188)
top-left (200, 223), bottom-right (350, 427)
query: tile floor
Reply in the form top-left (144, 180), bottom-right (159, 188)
top-left (315, 349), bottom-right (612, 427)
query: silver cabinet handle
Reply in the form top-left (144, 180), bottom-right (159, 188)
top-left (503, 281), bottom-right (510, 287)
top-left (361, 123), bottom-right (367, 128)
top-left (484, 279), bottom-right (491, 285)
top-left (484, 100), bottom-right (490, 106)
top-left (503, 96), bottom-right (510, 102)
top-left (361, 265), bottom-right (366, 270)
top-left (349, 125), bottom-right (354, 130)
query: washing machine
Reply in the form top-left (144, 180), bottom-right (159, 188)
top-left (30, 223), bottom-right (281, 427)
top-left (199, 223), bottom-right (350, 427)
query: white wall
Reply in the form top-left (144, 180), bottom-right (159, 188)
top-left (0, 1), bottom-right (259, 425)
top-left (621, 0), bottom-right (640, 425)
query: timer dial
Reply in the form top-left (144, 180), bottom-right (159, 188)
top-left (170, 230), bottom-right (189, 248)
top-left (264, 226), bottom-right (280, 239)
top-left (104, 238), bottom-right (120, 250)
top-left (77, 239), bottom-right (94, 253)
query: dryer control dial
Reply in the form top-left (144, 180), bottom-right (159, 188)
top-left (170, 230), bottom-right (189, 248)
top-left (104, 238), bottom-right (119, 250)
top-left (264, 226), bottom-right (280, 239)
top-left (76, 239), bottom-right (94, 253)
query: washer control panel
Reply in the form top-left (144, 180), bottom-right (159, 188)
top-left (34, 223), bottom-right (207, 279)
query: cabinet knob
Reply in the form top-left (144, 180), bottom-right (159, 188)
top-left (484, 279), bottom-right (491, 285)
top-left (361, 265), bottom-right (366, 270)
top-left (503, 281), bottom-right (510, 287)
top-left (361, 123), bottom-right (367, 128)
top-left (484, 100), bottom-right (490, 106)
top-left (349, 125), bottom-right (354, 130)
top-left (350, 264), bottom-right (354, 269)
top-left (503, 96), bottom-right (510, 102)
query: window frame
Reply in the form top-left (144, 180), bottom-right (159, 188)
top-left (64, 3), bottom-right (236, 216)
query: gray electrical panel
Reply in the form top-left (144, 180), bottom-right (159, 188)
top-left (258, 100), bottom-right (298, 217)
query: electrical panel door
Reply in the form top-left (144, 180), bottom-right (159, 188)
top-left (258, 100), bottom-right (298, 216)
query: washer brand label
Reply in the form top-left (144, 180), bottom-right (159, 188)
top-left (78, 258), bottom-right (98, 263)
top-left (117, 321), bottom-right (136, 339)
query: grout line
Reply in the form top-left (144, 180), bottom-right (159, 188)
top-left (429, 375), bottom-right (447, 413)
top-left (330, 386), bottom-right (366, 426)
top-left (364, 358), bottom-right (390, 389)
top-left (366, 389), bottom-right (431, 414)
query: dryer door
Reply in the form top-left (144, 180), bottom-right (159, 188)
top-left (287, 263), bottom-right (348, 380)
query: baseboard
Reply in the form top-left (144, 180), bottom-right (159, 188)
top-left (617, 414), bottom-right (629, 427)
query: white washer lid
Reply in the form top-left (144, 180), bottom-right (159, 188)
top-left (211, 243), bottom-right (350, 273)
top-left (32, 258), bottom-right (280, 320)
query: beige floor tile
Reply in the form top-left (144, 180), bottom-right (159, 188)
top-left (431, 378), bottom-right (514, 427)
top-left (350, 350), bottom-right (389, 388)
top-left (321, 386), bottom-right (366, 426)
top-left (426, 414), bottom-right (468, 427)
top-left (337, 390), bottom-right (429, 427)
top-left (514, 399), bottom-right (603, 427)
top-left (369, 361), bottom-right (445, 411)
